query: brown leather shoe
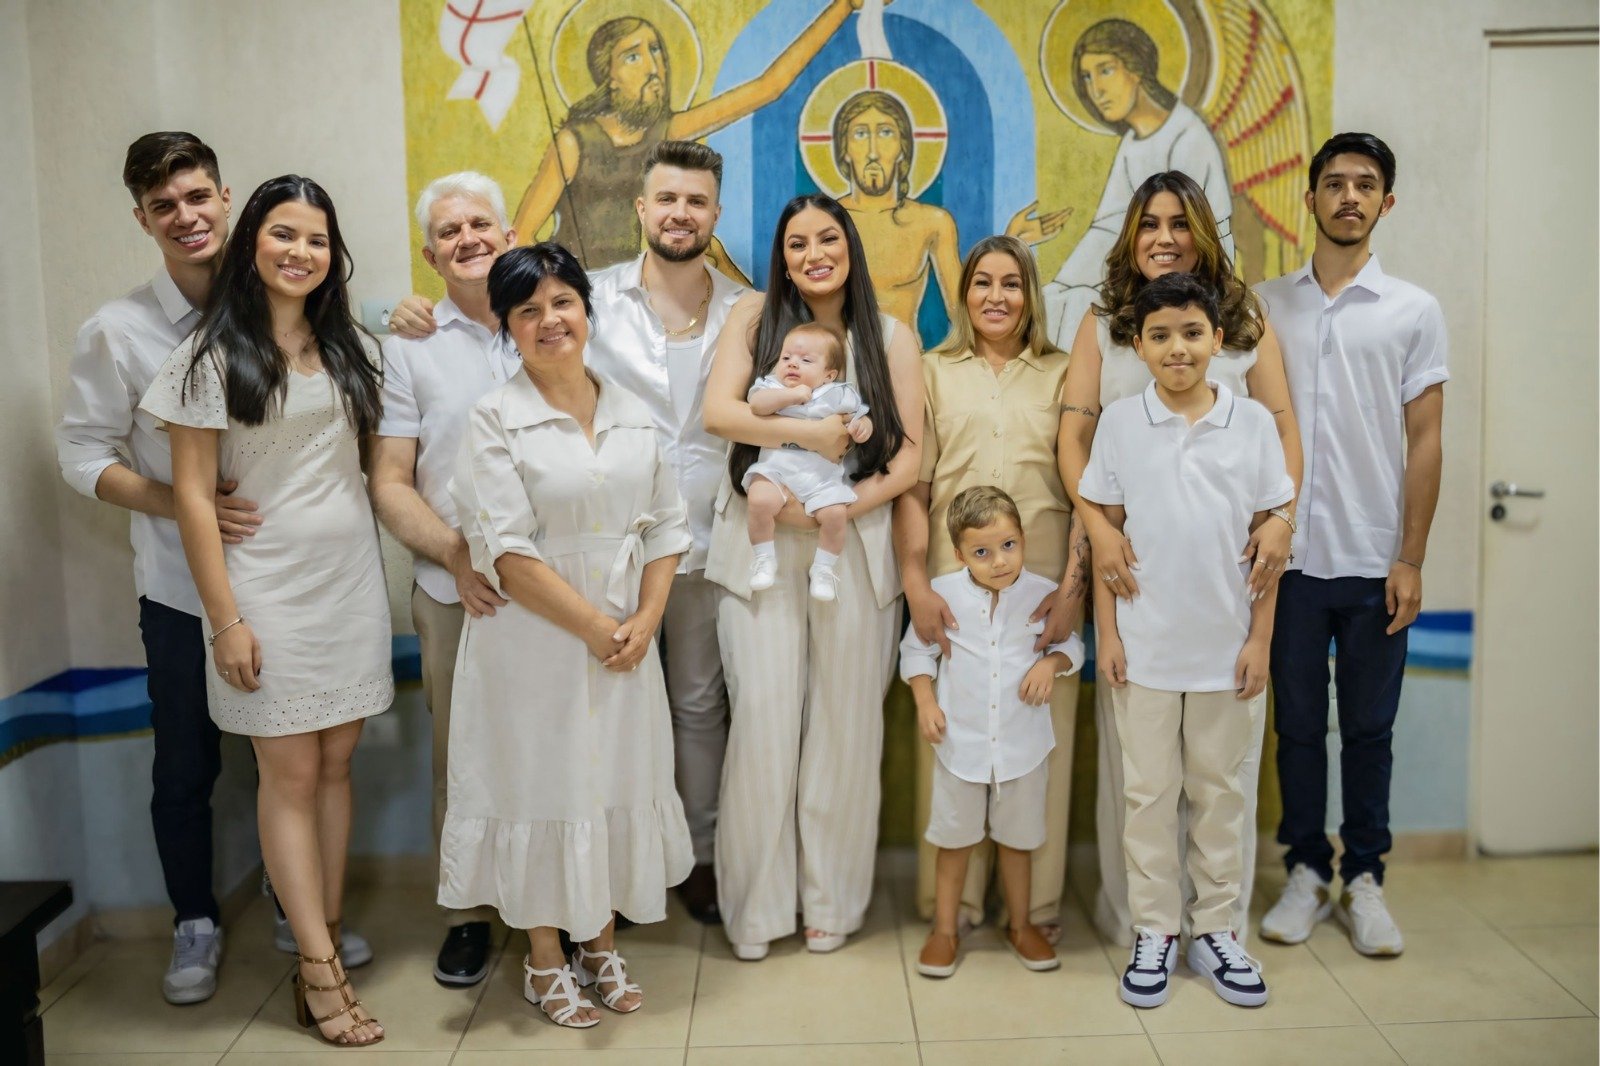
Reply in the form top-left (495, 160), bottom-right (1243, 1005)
top-left (676, 863), bottom-right (721, 925)
top-left (1007, 923), bottom-right (1060, 972)
top-left (917, 930), bottom-right (959, 978)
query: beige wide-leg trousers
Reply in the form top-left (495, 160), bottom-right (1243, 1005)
top-left (714, 527), bottom-right (899, 946)
top-left (1101, 680), bottom-right (1264, 941)
top-left (411, 584), bottom-right (498, 926)
top-left (914, 674), bottom-right (1080, 928)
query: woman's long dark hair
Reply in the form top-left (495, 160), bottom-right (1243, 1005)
top-left (729, 194), bottom-right (908, 493)
top-left (188, 175), bottom-right (381, 433)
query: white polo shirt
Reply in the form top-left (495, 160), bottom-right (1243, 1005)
top-left (378, 296), bottom-right (521, 604)
top-left (584, 254), bottom-right (746, 574)
top-left (899, 568), bottom-right (1085, 785)
top-left (56, 269), bottom-right (203, 616)
top-left (1256, 255), bottom-right (1449, 579)
top-left (1080, 381), bottom-right (1294, 692)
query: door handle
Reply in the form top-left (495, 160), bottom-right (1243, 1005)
top-left (1490, 480), bottom-right (1545, 499)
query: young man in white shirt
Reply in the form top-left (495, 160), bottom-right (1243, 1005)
top-left (56, 133), bottom-right (249, 1004)
top-left (1254, 133), bottom-right (1447, 958)
top-left (369, 172), bottom-right (520, 986)
top-left (1081, 272), bottom-right (1294, 1010)
top-left (388, 140), bottom-right (745, 924)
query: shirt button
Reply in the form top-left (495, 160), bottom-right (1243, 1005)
top-left (479, 511), bottom-right (490, 522)
top-left (992, 429), bottom-right (1000, 438)
top-left (593, 522), bottom-right (602, 532)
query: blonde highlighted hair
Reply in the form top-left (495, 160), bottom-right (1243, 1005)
top-left (931, 235), bottom-right (1059, 359)
top-left (945, 484), bottom-right (1022, 546)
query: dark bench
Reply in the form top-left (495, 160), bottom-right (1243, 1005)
top-left (0, 881), bottom-right (73, 1066)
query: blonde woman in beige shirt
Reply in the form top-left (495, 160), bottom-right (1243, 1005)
top-left (894, 234), bottom-right (1091, 943)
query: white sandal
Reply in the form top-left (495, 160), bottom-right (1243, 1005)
top-left (570, 945), bottom-right (643, 1013)
top-left (522, 957), bottom-right (599, 1028)
top-left (804, 929), bottom-right (847, 954)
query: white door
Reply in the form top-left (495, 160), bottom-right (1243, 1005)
top-left (1474, 34), bottom-right (1599, 853)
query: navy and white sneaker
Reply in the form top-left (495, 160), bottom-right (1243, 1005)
top-left (1119, 926), bottom-right (1178, 1008)
top-left (1189, 931), bottom-right (1268, 1007)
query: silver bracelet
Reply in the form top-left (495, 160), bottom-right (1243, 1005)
top-left (208, 616), bottom-right (245, 646)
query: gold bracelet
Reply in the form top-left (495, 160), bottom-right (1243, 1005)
top-left (208, 616), bottom-right (245, 646)
top-left (1268, 507), bottom-right (1297, 532)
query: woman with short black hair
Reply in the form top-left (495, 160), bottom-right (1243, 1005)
top-left (440, 243), bottom-right (694, 1028)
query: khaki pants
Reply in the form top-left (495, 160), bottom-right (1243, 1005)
top-left (914, 674), bottom-right (1079, 928)
top-left (1111, 682), bottom-right (1261, 936)
top-left (411, 584), bottom-right (498, 926)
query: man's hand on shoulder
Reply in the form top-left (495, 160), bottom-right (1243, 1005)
top-left (389, 295), bottom-right (437, 339)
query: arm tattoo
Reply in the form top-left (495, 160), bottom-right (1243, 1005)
top-left (1062, 404), bottom-right (1098, 419)
top-left (1062, 514), bottom-right (1092, 603)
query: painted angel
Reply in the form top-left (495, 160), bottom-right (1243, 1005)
top-left (1043, 0), bottom-right (1313, 346)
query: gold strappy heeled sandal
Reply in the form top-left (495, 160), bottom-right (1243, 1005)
top-left (293, 952), bottom-right (384, 1046)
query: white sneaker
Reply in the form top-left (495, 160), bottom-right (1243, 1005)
top-left (273, 907), bottom-right (374, 968)
top-left (1189, 931), bottom-right (1268, 1007)
top-left (1119, 926), bottom-right (1177, 1008)
top-left (748, 553), bottom-right (778, 592)
top-left (163, 918), bottom-right (223, 1004)
top-left (1336, 873), bottom-right (1404, 956)
top-left (729, 940), bottom-right (769, 961)
top-left (1260, 863), bottom-right (1332, 944)
top-left (808, 565), bottom-right (837, 602)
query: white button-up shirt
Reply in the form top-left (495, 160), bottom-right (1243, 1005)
top-left (584, 254), bottom-right (746, 573)
top-left (1256, 255), bottom-right (1449, 579)
top-left (378, 296), bottom-right (521, 604)
top-left (1080, 381), bottom-right (1294, 692)
top-left (56, 269), bottom-right (202, 616)
top-left (899, 568), bottom-right (1085, 784)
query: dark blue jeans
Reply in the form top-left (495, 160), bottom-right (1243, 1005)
top-left (139, 597), bottom-right (223, 924)
top-left (1270, 573), bottom-right (1407, 885)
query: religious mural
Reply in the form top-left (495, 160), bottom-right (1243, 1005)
top-left (403, 0), bottom-right (1330, 348)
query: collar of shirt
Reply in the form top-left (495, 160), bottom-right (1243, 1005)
top-left (941, 346), bottom-right (1048, 372)
top-left (615, 251), bottom-right (745, 312)
top-left (151, 267), bottom-right (198, 326)
top-left (955, 568), bottom-right (1024, 606)
top-left (1139, 379), bottom-right (1237, 429)
top-left (498, 370), bottom-right (651, 434)
top-left (1291, 252), bottom-right (1394, 302)
top-left (434, 295), bottom-right (520, 375)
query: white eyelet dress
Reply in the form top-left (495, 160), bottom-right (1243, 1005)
top-left (138, 338), bottom-right (394, 736)
top-left (439, 373), bottom-right (695, 940)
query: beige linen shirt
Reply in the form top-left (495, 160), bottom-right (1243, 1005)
top-left (919, 347), bottom-right (1073, 581)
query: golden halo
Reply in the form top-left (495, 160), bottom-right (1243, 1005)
top-left (1040, 0), bottom-right (1191, 135)
top-left (550, 0), bottom-right (701, 113)
top-left (797, 59), bottom-right (948, 200)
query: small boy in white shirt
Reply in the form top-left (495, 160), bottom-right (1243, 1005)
top-left (900, 485), bottom-right (1085, 979)
top-left (743, 323), bottom-right (872, 601)
top-left (1079, 273), bottom-right (1294, 1010)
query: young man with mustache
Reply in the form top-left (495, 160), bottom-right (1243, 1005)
top-left (1254, 133), bottom-right (1448, 958)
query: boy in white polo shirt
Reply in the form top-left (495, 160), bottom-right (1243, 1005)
top-left (1080, 273), bottom-right (1294, 1010)
top-left (901, 486), bottom-right (1085, 979)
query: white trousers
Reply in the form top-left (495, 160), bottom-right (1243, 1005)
top-left (660, 571), bottom-right (729, 866)
top-left (713, 527), bottom-right (899, 946)
top-left (1093, 675), bottom-right (1265, 946)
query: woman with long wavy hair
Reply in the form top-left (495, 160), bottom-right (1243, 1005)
top-left (1055, 170), bottom-right (1303, 951)
top-left (702, 194), bottom-right (922, 960)
top-left (140, 175), bottom-right (389, 1046)
top-left (895, 234), bottom-right (1090, 963)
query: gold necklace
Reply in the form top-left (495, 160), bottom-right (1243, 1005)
top-left (645, 271), bottom-right (712, 338)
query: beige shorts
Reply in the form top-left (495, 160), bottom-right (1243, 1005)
top-left (924, 757), bottom-right (1049, 851)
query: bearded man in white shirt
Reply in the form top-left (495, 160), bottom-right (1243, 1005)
top-left (56, 132), bottom-right (279, 1004)
top-left (387, 140), bottom-right (745, 925)
top-left (1254, 133), bottom-right (1447, 959)
top-left (369, 172), bottom-right (522, 987)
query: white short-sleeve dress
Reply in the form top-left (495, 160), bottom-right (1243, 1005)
top-left (138, 338), bottom-right (394, 736)
top-left (439, 371), bottom-right (695, 939)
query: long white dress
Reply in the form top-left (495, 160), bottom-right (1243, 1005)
top-left (439, 371), bottom-right (695, 939)
top-left (138, 339), bottom-right (393, 736)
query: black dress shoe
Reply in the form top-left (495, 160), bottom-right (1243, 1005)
top-left (434, 921), bottom-right (492, 987)
top-left (677, 863), bottom-right (722, 925)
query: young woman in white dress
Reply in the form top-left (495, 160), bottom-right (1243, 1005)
top-left (441, 243), bottom-right (694, 1029)
top-left (703, 195), bottom-right (923, 960)
top-left (1055, 170), bottom-right (1303, 949)
top-left (141, 176), bottom-right (391, 1047)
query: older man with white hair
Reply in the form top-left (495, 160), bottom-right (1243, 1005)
top-left (369, 171), bottom-right (519, 987)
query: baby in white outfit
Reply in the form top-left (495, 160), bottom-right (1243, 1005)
top-left (743, 323), bottom-right (873, 601)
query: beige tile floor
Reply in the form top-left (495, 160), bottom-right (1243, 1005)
top-left (38, 851), bottom-right (1598, 1065)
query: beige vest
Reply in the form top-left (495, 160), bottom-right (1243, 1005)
top-left (705, 312), bottom-right (902, 609)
